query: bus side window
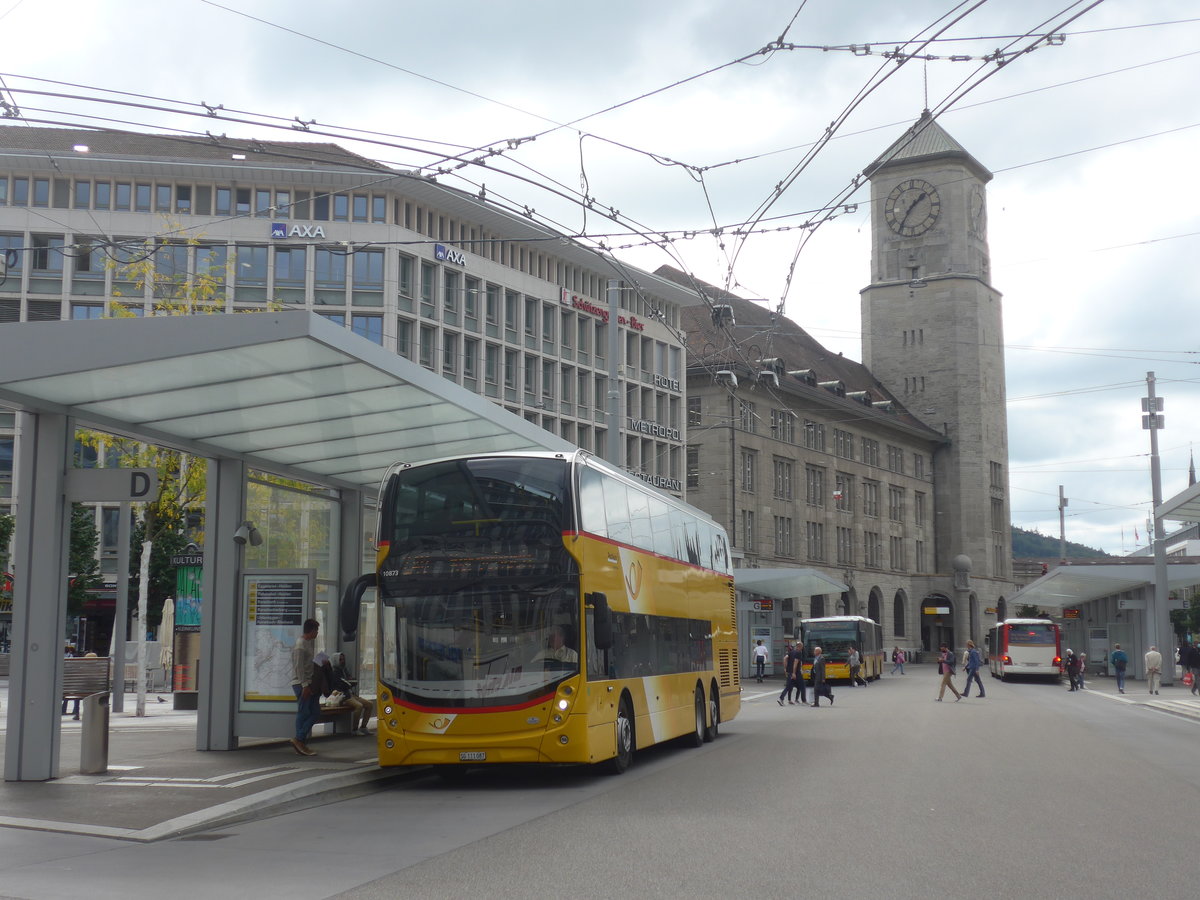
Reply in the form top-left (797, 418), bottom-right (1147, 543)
top-left (682, 516), bottom-right (701, 565)
top-left (650, 497), bottom-right (675, 559)
top-left (627, 488), bottom-right (652, 551)
top-left (578, 466), bottom-right (607, 535)
top-left (602, 478), bottom-right (632, 545)
top-left (667, 508), bottom-right (687, 562)
top-left (712, 531), bottom-right (729, 573)
top-left (696, 521), bottom-right (713, 569)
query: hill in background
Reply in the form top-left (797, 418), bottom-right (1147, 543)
top-left (1012, 525), bottom-right (1107, 559)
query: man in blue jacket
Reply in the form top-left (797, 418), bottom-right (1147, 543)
top-left (1110, 643), bottom-right (1129, 694)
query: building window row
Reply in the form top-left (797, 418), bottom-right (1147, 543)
top-left (0, 174), bottom-right (390, 224)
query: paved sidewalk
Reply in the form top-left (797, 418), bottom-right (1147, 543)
top-left (0, 679), bottom-right (420, 843)
top-left (1064, 671), bottom-right (1200, 721)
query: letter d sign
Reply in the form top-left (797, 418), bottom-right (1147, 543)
top-left (131, 471), bottom-right (152, 498)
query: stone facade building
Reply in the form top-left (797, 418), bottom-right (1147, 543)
top-left (668, 113), bottom-right (1016, 659)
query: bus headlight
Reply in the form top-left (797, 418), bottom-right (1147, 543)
top-left (559, 735), bottom-right (569, 744)
top-left (552, 714), bottom-right (563, 724)
top-left (557, 699), bottom-right (569, 711)
top-left (383, 705), bottom-right (393, 715)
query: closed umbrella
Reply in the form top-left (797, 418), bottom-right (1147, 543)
top-left (159, 597), bottom-right (174, 671)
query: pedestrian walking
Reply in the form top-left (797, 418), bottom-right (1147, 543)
top-left (1110, 643), bottom-right (1128, 693)
top-left (752, 639), bottom-right (768, 683)
top-left (890, 646), bottom-right (906, 675)
top-left (1145, 645), bottom-right (1162, 695)
top-left (791, 640), bottom-right (808, 706)
top-left (848, 645), bottom-right (867, 686)
top-left (1064, 649), bottom-right (1081, 691)
top-left (810, 646), bottom-right (834, 707)
top-left (1077, 651), bottom-right (1087, 689)
top-left (777, 641), bottom-right (797, 705)
top-left (962, 640), bottom-right (985, 698)
top-left (1185, 641), bottom-right (1200, 695)
top-left (935, 644), bottom-right (962, 701)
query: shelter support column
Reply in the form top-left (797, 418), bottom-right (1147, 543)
top-left (196, 457), bottom-right (245, 751)
top-left (337, 489), bottom-right (364, 657)
top-left (4, 412), bottom-right (72, 781)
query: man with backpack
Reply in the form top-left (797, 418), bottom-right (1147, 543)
top-left (935, 644), bottom-right (962, 702)
top-left (1110, 643), bottom-right (1129, 693)
top-left (962, 640), bottom-right (985, 698)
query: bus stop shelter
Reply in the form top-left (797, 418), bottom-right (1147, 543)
top-left (0, 311), bottom-right (574, 780)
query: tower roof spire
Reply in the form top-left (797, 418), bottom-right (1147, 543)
top-left (866, 110), bottom-right (992, 183)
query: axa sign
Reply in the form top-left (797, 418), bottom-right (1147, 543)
top-left (271, 223), bottom-right (326, 239)
top-left (434, 244), bottom-right (466, 266)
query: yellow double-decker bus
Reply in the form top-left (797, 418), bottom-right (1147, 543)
top-left (341, 450), bottom-right (739, 774)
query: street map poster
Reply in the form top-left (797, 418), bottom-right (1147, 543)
top-left (240, 569), bottom-right (315, 705)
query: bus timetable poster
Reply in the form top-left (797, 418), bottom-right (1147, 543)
top-left (240, 570), bottom-right (315, 704)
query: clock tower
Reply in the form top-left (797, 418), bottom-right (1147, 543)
top-left (861, 112), bottom-right (1013, 627)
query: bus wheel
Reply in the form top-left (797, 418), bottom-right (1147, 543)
top-left (605, 696), bottom-right (635, 775)
top-left (687, 688), bottom-right (705, 748)
top-left (704, 686), bottom-right (720, 742)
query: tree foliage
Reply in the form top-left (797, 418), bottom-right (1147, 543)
top-left (1011, 526), bottom-right (1107, 559)
top-left (1170, 592), bottom-right (1200, 640)
top-left (68, 503), bottom-right (103, 617)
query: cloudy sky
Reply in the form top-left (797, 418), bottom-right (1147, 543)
top-left (4, 0), bottom-right (1198, 554)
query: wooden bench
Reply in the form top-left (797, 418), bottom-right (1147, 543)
top-left (62, 657), bottom-right (111, 718)
top-left (315, 703), bottom-right (355, 734)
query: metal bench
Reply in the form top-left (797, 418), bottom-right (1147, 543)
top-left (62, 657), bottom-right (111, 718)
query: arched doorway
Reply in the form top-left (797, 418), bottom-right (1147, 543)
top-left (920, 593), bottom-right (954, 652)
top-left (996, 597), bottom-right (1008, 623)
top-left (811, 595), bottom-right (825, 618)
top-left (867, 589), bottom-right (882, 626)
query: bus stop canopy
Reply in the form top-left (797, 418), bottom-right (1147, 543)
top-left (1008, 562), bottom-right (1200, 612)
top-left (0, 310), bottom-right (575, 491)
top-left (1157, 479), bottom-right (1200, 524)
top-left (733, 567), bottom-right (848, 599)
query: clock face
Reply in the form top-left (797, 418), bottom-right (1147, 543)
top-left (969, 185), bottom-right (987, 237)
top-left (884, 179), bottom-right (941, 237)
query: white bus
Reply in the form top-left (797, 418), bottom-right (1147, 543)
top-left (987, 618), bottom-right (1062, 680)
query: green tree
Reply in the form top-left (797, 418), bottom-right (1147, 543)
top-left (1015, 603), bottom-right (1043, 618)
top-left (1170, 591), bottom-right (1200, 640)
top-left (0, 512), bottom-right (13, 574)
top-left (68, 503), bottom-right (103, 617)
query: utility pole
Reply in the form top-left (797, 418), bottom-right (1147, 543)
top-left (1058, 485), bottom-right (1068, 563)
top-left (1143, 372), bottom-right (1172, 683)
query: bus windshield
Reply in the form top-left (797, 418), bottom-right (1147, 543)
top-left (802, 625), bottom-right (858, 660)
top-left (378, 457), bottom-right (581, 708)
top-left (1008, 624), bottom-right (1057, 644)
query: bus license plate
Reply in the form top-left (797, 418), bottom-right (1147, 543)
top-left (459, 752), bottom-right (486, 761)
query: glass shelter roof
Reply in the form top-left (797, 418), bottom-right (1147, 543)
top-left (0, 311), bottom-right (576, 492)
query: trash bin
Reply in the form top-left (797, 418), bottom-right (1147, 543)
top-left (80, 690), bottom-right (110, 775)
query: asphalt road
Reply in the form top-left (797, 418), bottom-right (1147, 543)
top-left (2, 668), bottom-right (1197, 900)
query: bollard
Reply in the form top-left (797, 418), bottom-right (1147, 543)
top-left (79, 690), bottom-right (110, 774)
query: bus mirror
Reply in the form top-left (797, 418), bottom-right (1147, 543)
top-left (588, 591), bottom-right (613, 650)
top-left (339, 572), bottom-right (378, 642)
